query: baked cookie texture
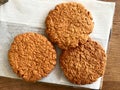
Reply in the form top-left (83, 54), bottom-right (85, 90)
top-left (8, 32), bottom-right (56, 82)
top-left (46, 2), bottom-right (94, 50)
top-left (60, 39), bottom-right (106, 84)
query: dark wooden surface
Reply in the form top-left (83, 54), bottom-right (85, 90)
top-left (102, 0), bottom-right (120, 90)
top-left (0, 0), bottom-right (120, 90)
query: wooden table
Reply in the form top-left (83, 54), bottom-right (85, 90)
top-left (0, 0), bottom-right (120, 90)
top-left (102, 0), bottom-right (120, 90)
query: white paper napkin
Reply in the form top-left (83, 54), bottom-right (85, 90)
top-left (0, 0), bottom-right (115, 89)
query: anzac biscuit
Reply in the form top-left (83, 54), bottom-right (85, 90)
top-left (8, 32), bottom-right (56, 82)
top-left (46, 2), bottom-right (94, 50)
top-left (60, 39), bottom-right (106, 84)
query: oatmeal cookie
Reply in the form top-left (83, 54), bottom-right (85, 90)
top-left (8, 32), bottom-right (56, 82)
top-left (46, 2), bottom-right (94, 49)
top-left (60, 39), bottom-right (106, 84)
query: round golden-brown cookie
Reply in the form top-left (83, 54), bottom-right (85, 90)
top-left (60, 39), bottom-right (106, 84)
top-left (8, 32), bottom-right (56, 82)
top-left (46, 2), bottom-right (94, 50)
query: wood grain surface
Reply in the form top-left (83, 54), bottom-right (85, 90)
top-left (0, 0), bottom-right (120, 90)
top-left (102, 0), bottom-right (120, 90)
